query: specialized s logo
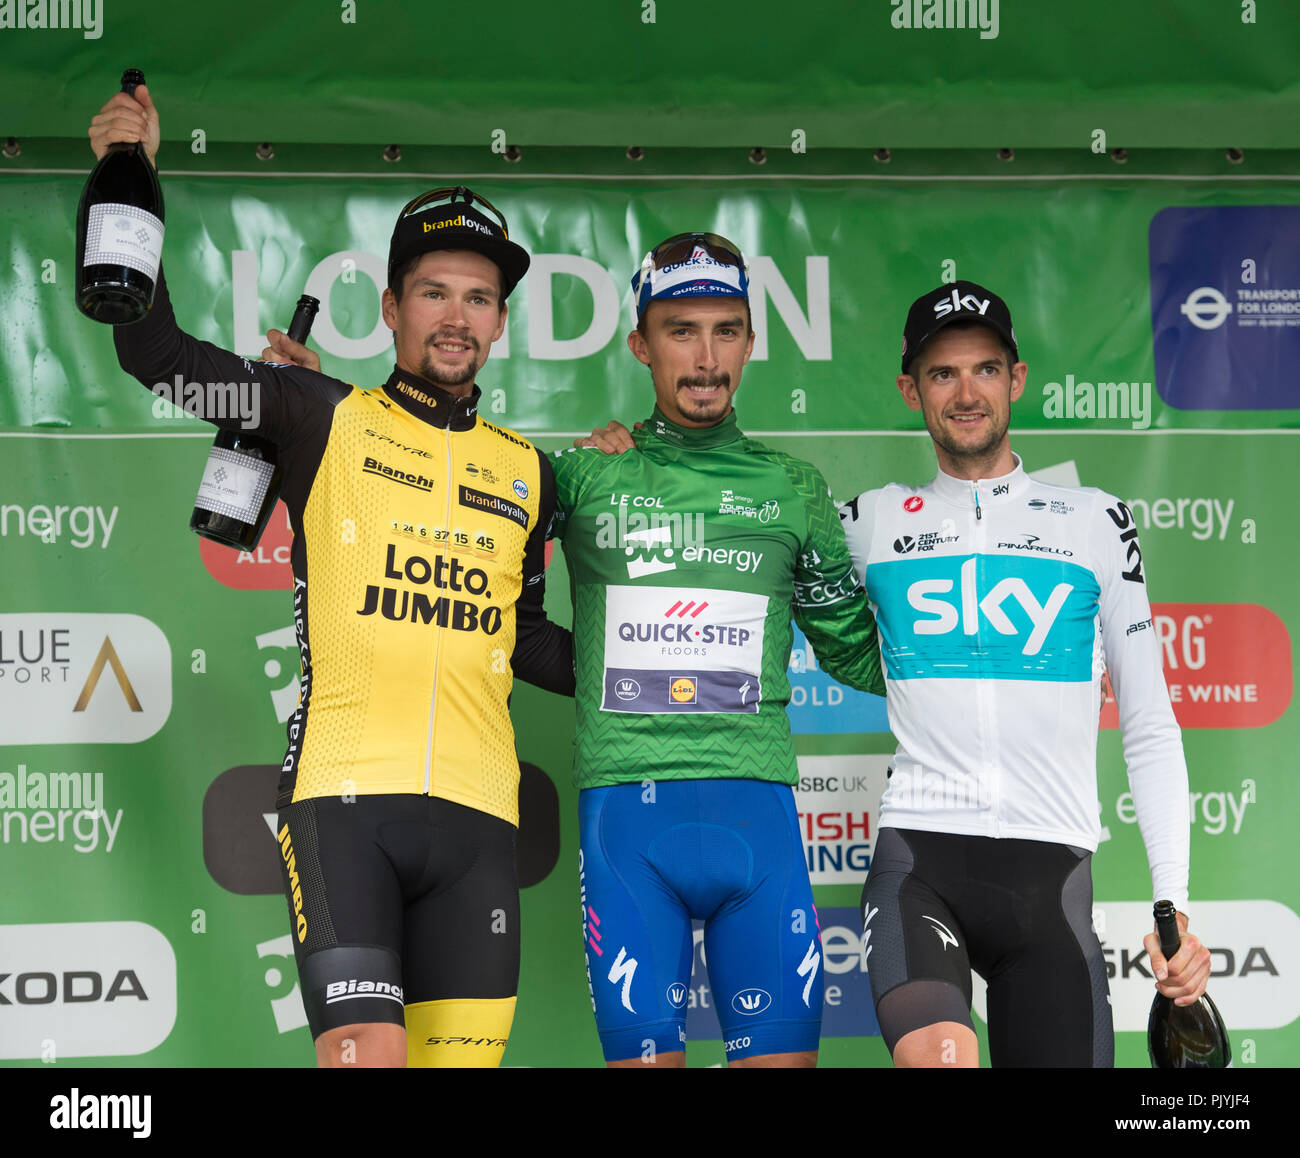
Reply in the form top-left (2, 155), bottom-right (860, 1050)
top-left (1105, 501), bottom-right (1145, 583)
top-left (608, 947), bottom-right (638, 1013)
top-left (796, 940), bottom-right (821, 1008)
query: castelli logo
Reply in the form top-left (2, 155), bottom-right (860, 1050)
top-left (903, 496), bottom-right (924, 513)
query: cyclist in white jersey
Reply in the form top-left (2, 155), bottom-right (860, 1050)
top-left (839, 281), bottom-right (1212, 1067)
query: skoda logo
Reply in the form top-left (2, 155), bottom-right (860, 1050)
top-left (731, 988), bottom-right (772, 1016)
top-left (1179, 286), bottom-right (1232, 331)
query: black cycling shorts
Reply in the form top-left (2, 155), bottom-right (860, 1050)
top-left (275, 794), bottom-right (520, 1038)
top-left (861, 827), bottom-right (1113, 1067)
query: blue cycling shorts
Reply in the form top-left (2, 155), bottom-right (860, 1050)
top-left (578, 779), bottom-right (823, 1063)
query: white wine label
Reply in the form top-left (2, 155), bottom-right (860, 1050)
top-left (194, 446), bottom-right (274, 522)
top-left (83, 202), bottom-right (165, 279)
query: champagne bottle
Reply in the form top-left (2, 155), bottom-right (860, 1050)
top-left (76, 69), bottom-right (165, 325)
top-left (189, 295), bottom-right (320, 551)
top-left (1147, 899), bottom-right (1231, 1068)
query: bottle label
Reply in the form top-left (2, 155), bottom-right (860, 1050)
top-left (84, 202), bottom-right (165, 279)
top-left (194, 446), bottom-right (274, 522)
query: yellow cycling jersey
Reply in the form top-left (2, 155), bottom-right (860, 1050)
top-left (115, 270), bottom-right (571, 825)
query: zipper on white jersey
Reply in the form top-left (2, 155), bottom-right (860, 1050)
top-left (969, 489), bottom-right (999, 833)
top-left (423, 427), bottom-right (455, 796)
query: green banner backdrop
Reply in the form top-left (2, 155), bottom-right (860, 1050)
top-left (2, 169), bottom-right (1297, 1068)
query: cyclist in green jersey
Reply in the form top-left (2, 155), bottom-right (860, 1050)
top-left (551, 233), bottom-right (884, 1066)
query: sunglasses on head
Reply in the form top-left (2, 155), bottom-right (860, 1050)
top-left (398, 186), bottom-right (510, 236)
top-left (646, 232), bottom-right (746, 271)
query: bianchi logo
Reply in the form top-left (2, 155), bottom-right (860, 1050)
top-left (922, 914), bottom-right (960, 951)
top-left (1180, 286), bottom-right (1233, 331)
top-left (996, 533), bottom-right (1073, 557)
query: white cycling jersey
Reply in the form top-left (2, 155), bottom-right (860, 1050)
top-left (840, 454), bottom-right (1190, 909)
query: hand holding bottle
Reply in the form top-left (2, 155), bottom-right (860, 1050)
top-left (1147, 900), bottom-right (1229, 1067)
top-left (1143, 906), bottom-right (1211, 1005)
top-left (261, 328), bottom-right (322, 372)
top-left (88, 82), bottom-right (160, 167)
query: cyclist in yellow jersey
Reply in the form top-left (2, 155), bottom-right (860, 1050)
top-left (91, 86), bottom-right (574, 1068)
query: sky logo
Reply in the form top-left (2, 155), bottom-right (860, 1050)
top-left (872, 555), bottom-right (1099, 681)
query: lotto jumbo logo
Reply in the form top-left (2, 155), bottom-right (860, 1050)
top-left (670, 677), bottom-right (697, 704)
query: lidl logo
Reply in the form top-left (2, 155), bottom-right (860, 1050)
top-left (670, 677), bottom-right (697, 704)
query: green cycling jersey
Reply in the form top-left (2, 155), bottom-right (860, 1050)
top-left (551, 407), bottom-right (884, 789)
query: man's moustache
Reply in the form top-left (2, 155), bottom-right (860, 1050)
top-left (678, 374), bottom-right (730, 390)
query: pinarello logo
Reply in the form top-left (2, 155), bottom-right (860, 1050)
top-left (1101, 603), bottom-right (1291, 729)
top-left (199, 500), bottom-right (294, 590)
top-left (903, 496), bottom-right (924, 513)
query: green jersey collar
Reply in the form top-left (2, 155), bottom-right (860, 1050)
top-left (645, 406), bottom-right (742, 449)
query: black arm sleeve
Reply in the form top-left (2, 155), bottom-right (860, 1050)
top-left (511, 448), bottom-right (575, 696)
top-left (112, 265), bottom-right (348, 442)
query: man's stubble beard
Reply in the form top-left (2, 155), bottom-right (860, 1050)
top-left (418, 335), bottom-right (482, 389)
top-left (923, 402), bottom-right (1009, 463)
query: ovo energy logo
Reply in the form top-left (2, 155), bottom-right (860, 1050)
top-left (0, 614), bottom-right (171, 744)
